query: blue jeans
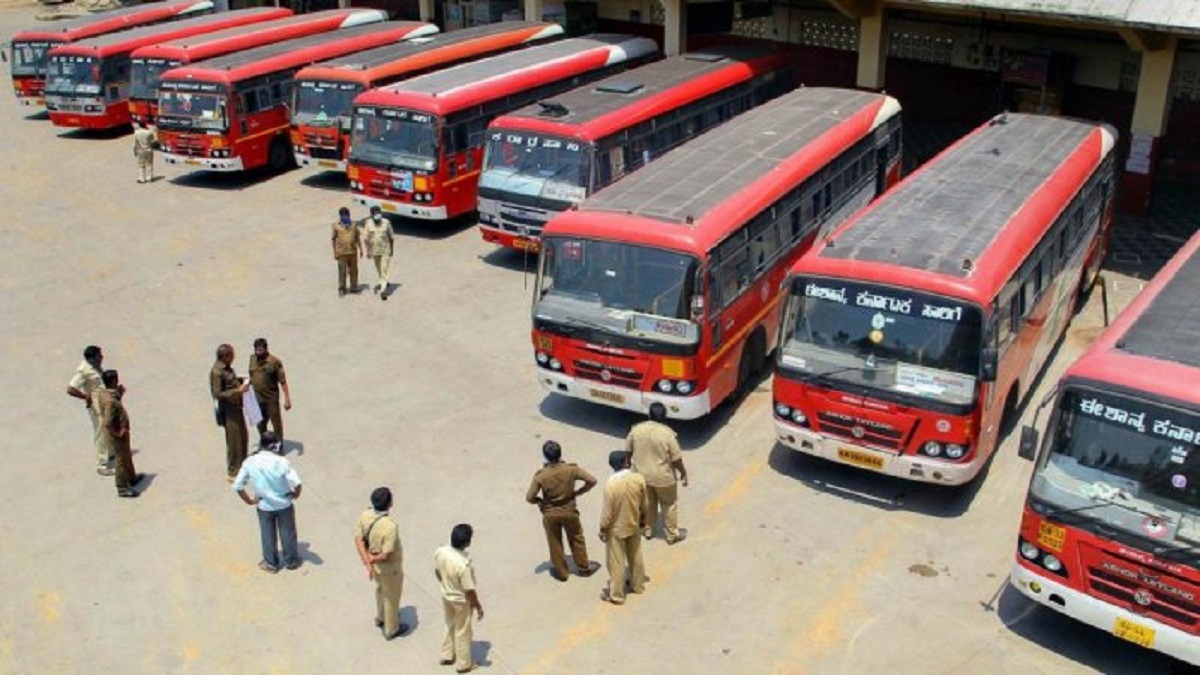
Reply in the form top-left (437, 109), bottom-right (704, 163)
top-left (257, 505), bottom-right (299, 569)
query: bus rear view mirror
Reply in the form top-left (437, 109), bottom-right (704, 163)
top-left (980, 345), bottom-right (998, 382)
top-left (1018, 425), bottom-right (1039, 460)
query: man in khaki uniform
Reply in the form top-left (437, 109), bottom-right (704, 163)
top-left (526, 440), bottom-right (598, 582)
top-left (331, 206), bottom-right (364, 296)
top-left (355, 487), bottom-right (407, 640)
top-left (100, 370), bottom-right (142, 498)
top-left (211, 343), bottom-right (250, 481)
top-left (248, 338), bottom-right (291, 443)
top-left (434, 524), bottom-right (483, 673)
top-left (627, 402), bottom-right (689, 544)
top-left (599, 450), bottom-right (649, 605)
top-left (361, 205), bottom-right (394, 298)
top-left (132, 121), bottom-right (156, 184)
top-left (66, 345), bottom-right (116, 475)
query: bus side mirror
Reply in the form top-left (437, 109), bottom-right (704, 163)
top-left (690, 295), bottom-right (704, 322)
top-left (1018, 425), bottom-right (1038, 460)
top-left (980, 345), bottom-right (998, 382)
top-left (1, 50), bottom-right (8, 64)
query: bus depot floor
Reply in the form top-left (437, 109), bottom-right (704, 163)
top-left (1, 7), bottom-right (1196, 674)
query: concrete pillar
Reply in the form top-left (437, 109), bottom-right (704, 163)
top-left (856, 4), bottom-right (887, 90)
top-left (1121, 36), bottom-right (1177, 215)
top-left (663, 0), bottom-right (686, 57)
top-left (418, 0), bottom-right (434, 22)
top-left (524, 0), bottom-right (543, 21)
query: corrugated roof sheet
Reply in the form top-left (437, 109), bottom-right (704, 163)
top-left (898, 1), bottom-right (1200, 35)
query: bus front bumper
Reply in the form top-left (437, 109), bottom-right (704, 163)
top-left (536, 369), bottom-right (711, 420)
top-left (162, 153), bottom-right (244, 172)
top-left (774, 420), bottom-right (979, 485)
top-left (17, 95), bottom-right (45, 106)
top-left (1010, 563), bottom-right (1199, 665)
top-left (353, 193), bottom-right (446, 220)
top-left (297, 154), bottom-right (346, 172)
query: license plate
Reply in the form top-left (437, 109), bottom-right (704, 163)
top-left (589, 388), bottom-right (625, 404)
top-left (837, 447), bottom-right (885, 471)
top-left (318, 160), bottom-right (337, 168)
top-left (381, 202), bottom-right (397, 213)
top-left (1037, 521), bottom-right (1066, 552)
top-left (66, 117), bottom-right (79, 125)
top-left (185, 159), bottom-right (200, 166)
top-left (512, 237), bottom-right (538, 252)
top-left (1112, 617), bottom-right (1155, 648)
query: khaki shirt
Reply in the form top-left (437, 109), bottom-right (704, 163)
top-left (358, 509), bottom-right (402, 573)
top-left (248, 354), bottom-right (286, 402)
top-left (103, 387), bottom-right (129, 438)
top-left (627, 420), bottom-right (682, 488)
top-left (68, 359), bottom-right (104, 406)
top-left (331, 221), bottom-right (360, 256)
top-left (210, 360), bottom-right (243, 409)
top-left (433, 545), bottom-right (475, 604)
top-left (526, 462), bottom-right (595, 516)
top-left (361, 219), bottom-right (393, 258)
top-left (600, 470), bottom-right (648, 539)
top-left (133, 126), bottom-right (155, 157)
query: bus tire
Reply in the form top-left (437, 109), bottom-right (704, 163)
top-left (267, 136), bottom-right (293, 172)
top-left (1000, 385), bottom-right (1020, 439)
top-left (736, 329), bottom-right (767, 397)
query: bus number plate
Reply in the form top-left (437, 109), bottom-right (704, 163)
top-left (837, 447), bottom-right (885, 471)
top-left (1112, 617), bottom-right (1155, 648)
top-left (512, 237), bottom-right (538, 252)
top-left (589, 389), bottom-right (625, 404)
top-left (318, 160), bottom-right (337, 168)
top-left (1037, 521), bottom-right (1066, 552)
top-left (381, 202), bottom-right (397, 213)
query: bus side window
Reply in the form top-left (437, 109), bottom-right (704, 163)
top-left (242, 89), bottom-right (259, 114)
top-left (609, 147), bottom-right (625, 180)
top-left (789, 208), bottom-right (802, 242)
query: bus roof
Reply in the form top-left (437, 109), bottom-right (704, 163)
top-left (130, 8), bottom-right (384, 63)
top-left (544, 88), bottom-right (898, 258)
top-left (1065, 231), bottom-right (1200, 408)
top-left (804, 114), bottom-right (1115, 303)
top-left (352, 34), bottom-right (660, 116)
top-left (159, 21), bottom-right (434, 87)
top-left (295, 21), bottom-right (563, 86)
top-left (489, 45), bottom-right (788, 143)
top-left (11, 1), bottom-right (213, 43)
top-left (48, 7), bottom-right (288, 59)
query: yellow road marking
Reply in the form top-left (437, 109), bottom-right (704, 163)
top-left (705, 458), bottom-right (767, 516)
top-left (36, 591), bottom-right (61, 624)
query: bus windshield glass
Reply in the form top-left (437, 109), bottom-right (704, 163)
top-left (779, 277), bottom-right (982, 407)
top-left (12, 40), bottom-right (52, 76)
top-left (535, 237), bottom-right (701, 345)
top-left (481, 130), bottom-right (591, 204)
top-left (349, 107), bottom-right (438, 172)
top-left (1032, 388), bottom-right (1200, 550)
top-left (294, 80), bottom-right (363, 127)
top-left (130, 59), bottom-right (180, 101)
top-left (46, 55), bottom-right (100, 95)
top-left (157, 86), bottom-right (228, 131)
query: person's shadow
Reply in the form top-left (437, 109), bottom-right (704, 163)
top-left (399, 606), bottom-right (420, 634)
top-left (298, 541), bottom-right (323, 566)
top-left (282, 439), bottom-right (305, 456)
top-left (472, 640), bottom-right (492, 668)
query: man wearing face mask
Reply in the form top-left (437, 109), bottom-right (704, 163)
top-left (332, 206), bottom-right (364, 297)
top-left (361, 205), bottom-right (394, 299)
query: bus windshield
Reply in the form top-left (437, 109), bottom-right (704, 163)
top-left (46, 55), bottom-right (101, 95)
top-left (1032, 388), bottom-right (1200, 551)
top-left (481, 130), bottom-right (591, 204)
top-left (349, 107), bottom-right (438, 172)
top-left (535, 237), bottom-right (701, 345)
top-left (157, 88), bottom-right (228, 131)
top-left (294, 80), bottom-right (363, 128)
top-left (779, 277), bottom-right (982, 407)
top-left (130, 60), bottom-right (179, 101)
top-left (12, 40), bottom-right (52, 77)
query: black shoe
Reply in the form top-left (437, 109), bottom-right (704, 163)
top-left (577, 562), bottom-right (600, 577)
top-left (285, 560), bottom-right (302, 570)
top-left (549, 570), bottom-right (568, 582)
top-left (375, 618), bottom-right (384, 628)
top-left (117, 489), bottom-right (139, 498)
top-left (384, 623), bottom-right (410, 640)
top-left (131, 473), bottom-right (146, 487)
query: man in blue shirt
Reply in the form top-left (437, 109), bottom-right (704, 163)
top-left (232, 432), bottom-right (303, 573)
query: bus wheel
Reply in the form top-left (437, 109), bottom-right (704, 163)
top-left (267, 137), bottom-right (293, 172)
top-left (1000, 386), bottom-right (1020, 439)
top-left (736, 330), bottom-right (767, 397)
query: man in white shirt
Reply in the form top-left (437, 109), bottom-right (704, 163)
top-left (434, 524), bottom-right (484, 673)
top-left (65, 345), bottom-right (117, 475)
top-left (232, 432), bottom-right (302, 573)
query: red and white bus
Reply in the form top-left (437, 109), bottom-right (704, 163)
top-left (129, 8), bottom-right (387, 125)
top-left (9, 0), bottom-right (213, 107)
top-left (45, 8), bottom-right (289, 130)
top-left (531, 88), bottom-right (902, 419)
top-left (156, 21), bottom-right (436, 174)
top-left (292, 20), bottom-right (563, 173)
top-left (347, 34), bottom-right (659, 220)
top-left (1010, 232), bottom-right (1200, 666)
top-left (773, 113), bottom-right (1116, 485)
top-left (479, 46), bottom-right (794, 253)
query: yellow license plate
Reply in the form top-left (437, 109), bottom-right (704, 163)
top-left (318, 160), bottom-right (337, 168)
top-left (1037, 521), bottom-right (1066, 552)
top-left (589, 388), bottom-right (625, 404)
top-left (512, 237), bottom-right (538, 251)
top-left (381, 202), bottom-right (397, 213)
top-left (1112, 617), bottom-right (1155, 648)
top-left (185, 159), bottom-right (200, 166)
top-left (837, 447), bottom-right (885, 471)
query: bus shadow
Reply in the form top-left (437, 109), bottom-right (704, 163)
top-left (298, 171), bottom-right (348, 193)
top-left (479, 246), bottom-right (539, 274)
top-left (168, 169), bottom-right (278, 191)
top-left (387, 212), bottom-right (475, 241)
top-left (57, 126), bottom-right (129, 140)
top-left (23, 110), bottom-right (49, 121)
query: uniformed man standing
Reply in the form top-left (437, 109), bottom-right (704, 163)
top-left (526, 440), bottom-right (598, 582)
top-left (211, 343), bottom-right (250, 481)
top-left (132, 121), bottom-right (156, 184)
top-left (627, 402), bottom-right (689, 544)
top-left (331, 206), bottom-right (364, 296)
top-left (100, 369), bottom-right (142, 498)
top-left (65, 345), bottom-right (116, 475)
top-left (356, 487), bottom-right (407, 640)
top-left (361, 205), bottom-right (394, 298)
top-left (434, 524), bottom-right (483, 673)
top-left (599, 450), bottom-right (649, 605)
top-left (248, 338), bottom-right (291, 443)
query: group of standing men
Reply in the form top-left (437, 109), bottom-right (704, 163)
top-left (332, 206), bottom-right (395, 299)
top-left (210, 339), bottom-right (291, 481)
top-left (65, 346), bottom-right (143, 497)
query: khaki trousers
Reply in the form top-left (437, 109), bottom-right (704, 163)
top-left (543, 511), bottom-right (590, 577)
top-left (337, 254), bottom-right (358, 291)
top-left (87, 402), bottom-right (113, 467)
top-left (256, 399), bottom-right (283, 441)
top-left (645, 483), bottom-right (680, 542)
top-left (371, 254), bottom-right (391, 289)
top-left (374, 565), bottom-right (403, 636)
top-left (111, 434), bottom-right (136, 491)
top-left (440, 599), bottom-right (473, 671)
top-left (223, 408), bottom-right (248, 477)
top-left (137, 153), bottom-right (153, 182)
top-left (605, 533), bottom-right (645, 604)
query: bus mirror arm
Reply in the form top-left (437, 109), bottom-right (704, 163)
top-left (1017, 426), bottom-right (1039, 461)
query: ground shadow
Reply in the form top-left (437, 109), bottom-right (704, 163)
top-left (23, 110), bottom-right (49, 121)
top-left (398, 605), bottom-right (419, 634)
top-left (472, 640), bottom-right (492, 668)
top-left (386, 212), bottom-right (476, 241)
top-left (57, 126), bottom-right (129, 141)
top-left (132, 472), bottom-right (156, 494)
top-left (479, 246), bottom-right (540, 274)
top-left (297, 540), bottom-right (323, 566)
top-left (282, 439), bottom-right (304, 456)
top-left (298, 171), bottom-right (348, 193)
top-left (168, 168), bottom-right (279, 191)
top-left (380, 282), bottom-right (402, 301)
top-left (147, 175), bottom-right (167, 184)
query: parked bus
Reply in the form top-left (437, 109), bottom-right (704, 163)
top-left (129, 8), bottom-right (388, 125)
top-left (156, 21), bottom-right (437, 174)
top-left (479, 47), bottom-right (795, 254)
top-left (9, 0), bottom-right (213, 107)
top-left (773, 113), bottom-right (1116, 485)
top-left (530, 88), bottom-right (902, 419)
top-left (347, 34), bottom-right (659, 221)
top-left (1010, 231), bottom-right (1200, 666)
top-left (292, 21), bottom-right (563, 173)
top-left (45, 8), bottom-right (290, 130)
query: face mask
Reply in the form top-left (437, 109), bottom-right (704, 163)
top-left (372, 215), bottom-right (382, 223)
top-left (340, 216), bottom-right (351, 225)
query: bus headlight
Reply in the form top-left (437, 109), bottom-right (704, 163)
top-left (774, 402), bottom-right (791, 418)
top-left (676, 380), bottom-right (693, 395)
top-left (656, 379), bottom-right (673, 393)
top-left (1042, 553), bottom-right (1063, 573)
top-left (922, 441), bottom-right (943, 457)
top-left (548, 358), bottom-right (562, 371)
top-left (791, 409), bottom-right (807, 425)
top-left (1019, 541), bottom-right (1040, 560)
top-left (945, 443), bottom-right (966, 459)
top-left (535, 351), bottom-right (549, 365)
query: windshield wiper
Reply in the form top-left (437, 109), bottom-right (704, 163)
top-left (794, 363), bottom-right (881, 385)
top-left (1039, 486), bottom-right (1166, 523)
